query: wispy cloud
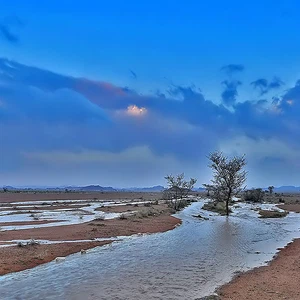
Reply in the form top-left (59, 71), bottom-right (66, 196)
top-left (221, 64), bottom-right (245, 75)
top-left (130, 69), bottom-right (137, 79)
top-left (0, 17), bottom-right (23, 44)
top-left (251, 77), bottom-right (284, 95)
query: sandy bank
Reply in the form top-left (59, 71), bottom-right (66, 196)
top-left (0, 220), bottom-right (64, 226)
top-left (0, 214), bottom-right (180, 241)
top-left (219, 239), bottom-right (300, 300)
top-left (278, 203), bottom-right (300, 213)
top-left (0, 191), bottom-right (162, 203)
top-left (0, 202), bottom-right (181, 275)
top-left (0, 241), bottom-right (110, 276)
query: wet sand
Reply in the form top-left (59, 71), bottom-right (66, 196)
top-left (0, 192), bottom-right (181, 275)
top-left (0, 241), bottom-right (110, 276)
top-left (219, 239), bottom-right (300, 300)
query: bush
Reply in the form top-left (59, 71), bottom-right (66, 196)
top-left (258, 210), bottom-right (288, 218)
top-left (243, 189), bottom-right (264, 203)
top-left (94, 215), bottom-right (105, 221)
top-left (202, 201), bottom-right (232, 215)
top-left (119, 213), bottom-right (128, 220)
top-left (168, 199), bottom-right (190, 211)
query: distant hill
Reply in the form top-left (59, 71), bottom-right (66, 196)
top-left (272, 186), bottom-right (300, 193)
top-left (118, 185), bottom-right (165, 192)
top-left (65, 185), bottom-right (116, 192)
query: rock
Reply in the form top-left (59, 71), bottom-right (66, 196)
top-left (193, 214), bottom-right (209, 220)
top-left (80, 249), bottom-right (87, 254)
top-left (55, 257), bottom-right (66, 262)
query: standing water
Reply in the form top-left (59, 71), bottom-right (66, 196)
top-left (0, 201), bottom-right (299, 300)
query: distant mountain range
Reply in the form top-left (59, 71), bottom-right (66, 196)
top-left (1, 185), bottom-right (299, 193)
top-left (270, 186), bottom-right (300, 193)
top-left (1, 184), bottom-right (165, 192)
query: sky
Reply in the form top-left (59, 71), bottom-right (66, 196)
top-left (0, 0), bottom-right (300, 188)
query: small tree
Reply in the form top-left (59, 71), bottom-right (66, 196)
top-left (204, 151), bottom-right (247, 216)
top-left (268, 186), bottom-right (274, 194)
top-left (164, 173), bottom-right (197, 211)
top-left (165, 173), bottom-right (197, 200)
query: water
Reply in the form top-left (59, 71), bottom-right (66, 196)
top-left (0, 201), bottom-right (299, 300)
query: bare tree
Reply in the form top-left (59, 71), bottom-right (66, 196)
top-left (204, 151), bottom-right (247, 216)
top-left (165, 173), bottom-right (197, 200)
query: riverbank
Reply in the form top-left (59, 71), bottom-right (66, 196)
top-left (218, 238), bottom-right (300, 299)
top-left (0, 199), bottom-right (181, 275)
top-left (0, 241), bottom-right (110, 275)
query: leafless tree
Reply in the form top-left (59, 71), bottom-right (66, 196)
top-left (203, 151), bottom-right (247, 216)
top-left (165, 173), bottom-right (197, 200)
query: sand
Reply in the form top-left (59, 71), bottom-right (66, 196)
top-left (0, 241), bottom-right (110, 275)
top-left (0, 191), bottom-right (162, 203)
top-left (278, 204), bottom-right (300, 213)
top-left (218, 239), bottom-right (300, 300)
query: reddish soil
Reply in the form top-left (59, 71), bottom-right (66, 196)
top-left (0, 193), bottom-right (181, 275)
top-left (278, 204), bottom-right (300, 213)
top-left (0, 241), bottom-right (111, 275)
top-left (0, 214), bottom-right (180, 241)
top-left (0, 204), bottom-right (89, 211)
top-left (0, 192), bottom-right (162, 203)
top-left (96, 203), bottom-right (165, 213)
top-left (96, 204), bottom-right (141, 213)
top-left (0, 220), bottom-right (64, 226)
top-left (219, 239), bottom-right (300, 300)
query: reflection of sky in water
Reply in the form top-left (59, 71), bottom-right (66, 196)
top-left (0, 201), bottom-right (299, 300)
top-left (0, 199), bottom-right (150, 231)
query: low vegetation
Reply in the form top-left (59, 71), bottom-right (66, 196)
top-left (258, 210), bottom-right (289, 218)
top-left (202, 201), bottom-right (232, 216)
top-left (243, 188), bottom-right (265, 203)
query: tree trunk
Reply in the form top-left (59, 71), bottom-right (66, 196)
top-left (226, 198), bottom-right (229, 216)
top-left (226, 190), bottom-right (232, 216)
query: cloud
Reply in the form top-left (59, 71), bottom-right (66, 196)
top-left (221, 64), bottom-right (244, 75)
top-left (251, 77), bottom-right (284, 95)
top-left (221, 80), bottom-right (242, 106)
top-left (0, 58), bottom-right (299, 186)
top-left (130, 69), bottom-right (137, 79)
top-left (0, 17), bottom-right (23, 44)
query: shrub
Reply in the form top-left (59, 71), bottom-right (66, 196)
top-left (258, 210), bottom-right (288, 218)
top-left (202, 201), bottom-right (232, 215)
top-left (119, 213), bottom-right (128, 220)
top-left (168, 199), bottom-right (190, 211)
top-left (94, 215), bottom-right (105, 221)
top-left (243, 189), bottom-right (264, 203)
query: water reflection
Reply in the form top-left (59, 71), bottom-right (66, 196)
top-left (0, 201), bottom-right (299, 300)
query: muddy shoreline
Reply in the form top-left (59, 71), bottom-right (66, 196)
top-left (218, 238), bottom-right (300, 299)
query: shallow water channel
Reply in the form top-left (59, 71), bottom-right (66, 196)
top-left (0, 201), bottom-right (300, 300)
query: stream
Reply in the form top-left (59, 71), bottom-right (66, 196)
top-left (0, 201), bottom-right (299, 300)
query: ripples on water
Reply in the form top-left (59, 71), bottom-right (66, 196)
top-left (0, 201), bottom-right (299, 300)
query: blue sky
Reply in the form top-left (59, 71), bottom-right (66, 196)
top-left (0, 0), bottom-right (300, 187)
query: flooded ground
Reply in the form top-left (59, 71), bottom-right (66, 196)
top-left (0, 199), bottom-right (146, 233)
top-left (0, 201), bottom-right (299, 300)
